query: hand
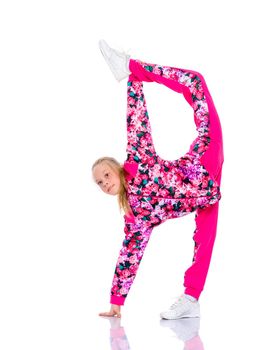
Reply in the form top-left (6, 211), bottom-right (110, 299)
top-left (99, 304), bottom-right (121, 318)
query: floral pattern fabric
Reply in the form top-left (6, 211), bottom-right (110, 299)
top-left (110, 61), bottom-right (222, 305)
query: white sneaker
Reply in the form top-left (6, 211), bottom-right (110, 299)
top-left (160, 318), bottom-right (200, 342)
top-left (160, 294), bottom-right (200, 320)
top-left (98, 39), bottom-right (131, 82)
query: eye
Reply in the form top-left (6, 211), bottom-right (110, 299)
top-left (97, 180), bottom-right (102, 186)
top-left (105, 173), bottom-right (109, 178)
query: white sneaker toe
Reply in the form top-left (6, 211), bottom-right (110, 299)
top-left (160, 294), bottom-right (200, 320)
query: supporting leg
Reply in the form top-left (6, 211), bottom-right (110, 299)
top-left (183, 200), bottom-right (220, 300)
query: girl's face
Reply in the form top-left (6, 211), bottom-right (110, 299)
top-left (92, 162), bottom-right (121, 196)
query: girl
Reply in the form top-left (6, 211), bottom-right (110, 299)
top-left (92, 40), bottom-right (224, 319)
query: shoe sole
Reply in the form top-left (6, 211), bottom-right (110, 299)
top-left (98, 40), bottom-right (129, 82)
top-left (98, 40), bottom-right (118, 78)
top-left (161, 314), bottom-right (200, 320)
top-left (160, 309), bottom-right (200, 320)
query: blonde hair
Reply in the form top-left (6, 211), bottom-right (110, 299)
top-left (92, 157), bottom-right (131, 214)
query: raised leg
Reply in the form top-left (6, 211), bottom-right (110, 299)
top-left (126, 80), bottom-right (156, 164)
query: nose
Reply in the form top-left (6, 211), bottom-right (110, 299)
top-left (103, 180), bottom-right (109, 190)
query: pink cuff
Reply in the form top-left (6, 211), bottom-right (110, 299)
top-left (184, 287), bottom-right (201, 300)
top-left (124, 212), bottom-right (136, 224)
top-left (110, 295), bottom-right (126, 306)
top-left (123, 161), bottom-right (138, 181)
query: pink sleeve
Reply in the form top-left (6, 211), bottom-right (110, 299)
top-left (110, 218), bottom-right (153, 305)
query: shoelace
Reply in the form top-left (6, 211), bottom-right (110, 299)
top-left (170, 295), bottom-right (185, 309)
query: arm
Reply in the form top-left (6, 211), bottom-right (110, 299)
top-left (110, 218), bottom-right (153, 305)
top-left (98, 217), bottom-right (152, 317)
top-left (98, 173), bottom-right (148, 317)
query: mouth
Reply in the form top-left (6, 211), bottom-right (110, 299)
top-left (108, 185), bottom-right (114, 193)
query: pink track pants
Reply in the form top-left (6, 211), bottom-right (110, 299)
top-left (128, 59), bottom-right (224, 299)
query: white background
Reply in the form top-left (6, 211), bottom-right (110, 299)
top-left (1, 0), bottom-right (279, 349)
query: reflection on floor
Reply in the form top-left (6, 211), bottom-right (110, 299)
top-left (103, 316), bottom-right (204, 350)
top-left (160, 318), bottom-right (203, 350)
